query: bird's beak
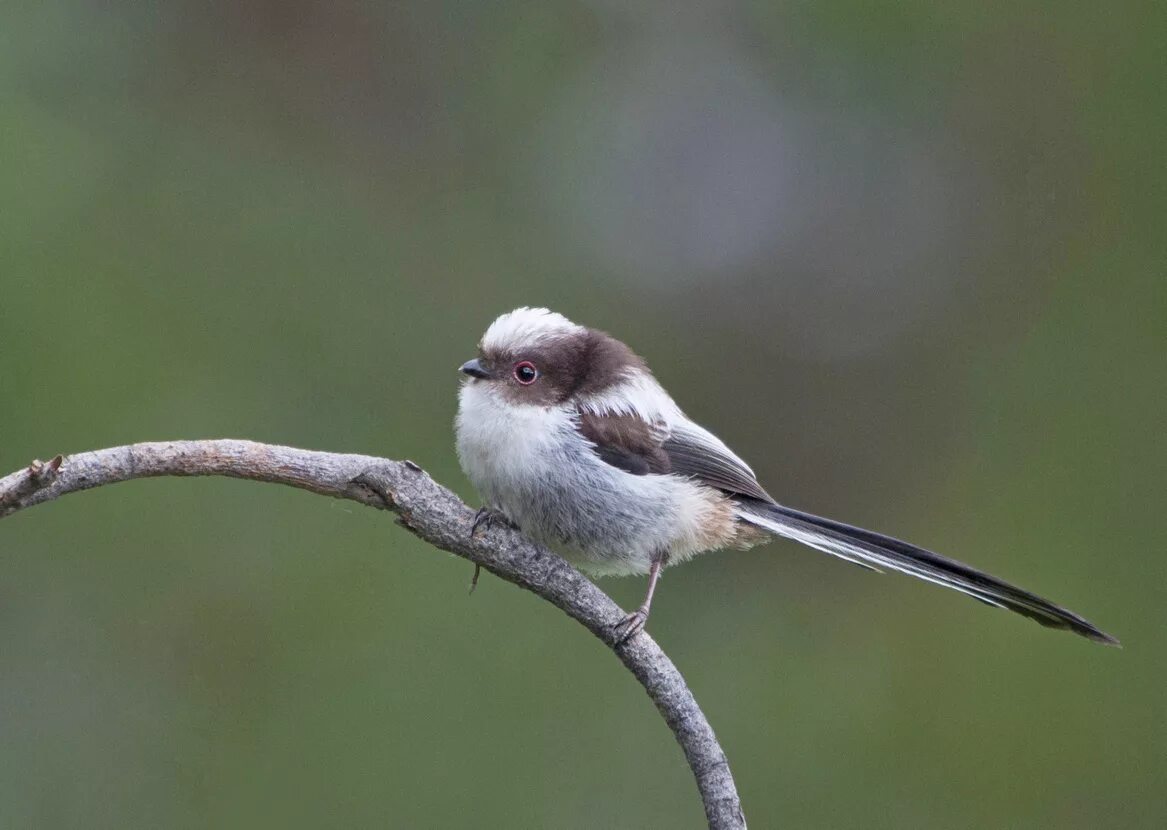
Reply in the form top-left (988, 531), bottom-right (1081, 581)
top-left (460, 358), bottom-right (491, 379)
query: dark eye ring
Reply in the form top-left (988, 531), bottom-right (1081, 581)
top-left (513, 361), bottom-right (538, 385)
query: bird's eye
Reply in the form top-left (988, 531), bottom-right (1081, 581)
top-left (513, 361), bottom-right (538, 385)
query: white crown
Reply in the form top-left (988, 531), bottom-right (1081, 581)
top-left (480, 307), bottom-right (583, 353)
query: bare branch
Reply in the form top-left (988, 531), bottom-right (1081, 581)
top-left (0, 440), bottom-right (745, 829)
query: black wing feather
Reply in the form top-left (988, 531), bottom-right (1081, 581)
top-left (662, 426), bottom-right (773, 501)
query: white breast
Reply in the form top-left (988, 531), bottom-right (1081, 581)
top-left (455, 381), bottom-right (733, 576)
top-left (455, 381), bottom-right (574, 502)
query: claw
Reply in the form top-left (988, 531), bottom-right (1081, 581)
top-left (470, 506), bottom-right (516, 539)
top-left (613, 606), bottom-right (650, 644)
top-left (470, 506), bottom-right (493, 538)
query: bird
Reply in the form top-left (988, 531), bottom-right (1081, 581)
top-left (454, 307), bottom-right (1117, 646)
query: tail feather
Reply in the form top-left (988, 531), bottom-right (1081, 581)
top-left (737, 501), bottom-right (1118, 646)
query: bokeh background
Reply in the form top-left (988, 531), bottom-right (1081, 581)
top-left (2, 2), bottom-right (1163, 827)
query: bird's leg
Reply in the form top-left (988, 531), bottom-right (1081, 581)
top-left (614, 552), bottom-right (669, 644)
top-left (468, 507), bottom-right (518, 594)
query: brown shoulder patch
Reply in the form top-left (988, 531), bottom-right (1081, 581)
top-left (577, 411), bottom-right (670, 476)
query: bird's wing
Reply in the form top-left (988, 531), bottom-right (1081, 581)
top-left (661, 420), bottom-right (775, 502)
top-left (575, 408), bottom-right (878, 572)
top-left (574, 410), bottom-right (672, 476)
top-left (575, 409), bottom-right (772, 501)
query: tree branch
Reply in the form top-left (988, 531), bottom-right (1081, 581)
top-left (0, 440), bottom-right (745, 829)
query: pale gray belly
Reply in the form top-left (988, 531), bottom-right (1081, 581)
top-left (478, 442), bottom-right (685, 576)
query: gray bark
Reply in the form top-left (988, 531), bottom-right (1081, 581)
top-left (0, 440), bottom-right (745, 829)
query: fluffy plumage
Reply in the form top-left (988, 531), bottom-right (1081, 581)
top-left (455, 307), bottom-right (1117, 644)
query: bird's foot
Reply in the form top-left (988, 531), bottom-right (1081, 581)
top-left (613, 606), bottom-right (650, 644)
top-left (470, 506), bottom-right (516, 539)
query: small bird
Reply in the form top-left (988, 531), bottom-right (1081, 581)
top-left (455, 307), bottom-right (1117, 646)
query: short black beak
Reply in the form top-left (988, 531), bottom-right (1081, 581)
top-left (460, 358), bottom-right (491, 379)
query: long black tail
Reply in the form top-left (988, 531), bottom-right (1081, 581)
top-left (737, 500), bottom-right (1118, 645)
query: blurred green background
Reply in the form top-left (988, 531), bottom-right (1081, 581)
top-left (2, 2), bottom-right (1163, 828)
